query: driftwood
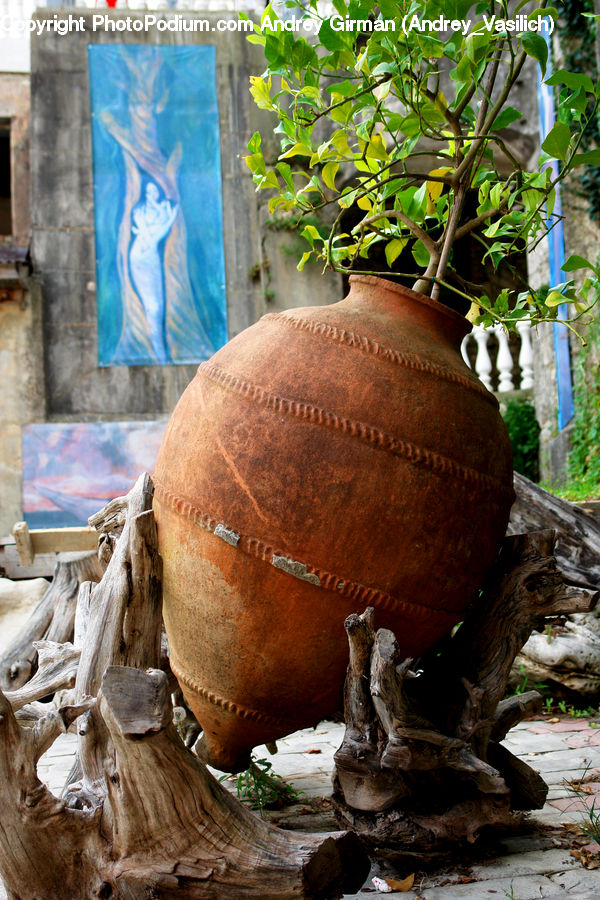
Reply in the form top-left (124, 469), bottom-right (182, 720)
top-left (510, 473), bottom-right (600, 589)
top-left (0, 474), bottom-right (368, 900)
top-left (509, 474), bottom-right (600, 697)
top-left (333, 531), bottom-right (598, 860)
top-left (0, 551), bottom-right (102, 691)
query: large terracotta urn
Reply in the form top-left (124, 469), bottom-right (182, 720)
top-left (153, 275), bottom-right (514, 771)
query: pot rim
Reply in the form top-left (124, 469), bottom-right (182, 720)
top-left (349, 274), bottom-right (472, 339)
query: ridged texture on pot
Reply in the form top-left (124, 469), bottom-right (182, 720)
top-left (154, 275), bottom-right (514, 772)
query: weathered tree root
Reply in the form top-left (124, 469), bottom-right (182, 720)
top-left (332, 531), bottom-right (598, 860)
top-left (0, 474), bottom-right (368, 899)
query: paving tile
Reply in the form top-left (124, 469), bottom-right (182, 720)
top-left (530, 809), bottom-right (588, 827)
top-left (549, 868), bottom-right (600, 892)
top-left (548, 796), bottom-right (598, 814)
top-left (564, 733), bottom-right (600, 749)
top-left (469, 848), bottom-right (578, 879)
top-left (343, 873), bottom-right (570, 899)
top-left (503, 733), bottom-right (578, 754)
top-left (517, 750), bottom-right (600, 775)
top-left (528, 722), bottom-right (598, 734)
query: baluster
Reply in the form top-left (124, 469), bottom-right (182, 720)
top-left (472, 326), bottom-right (493, 391)
top-left (516, 320), bottom-right (534, 389)
top-left (460, 335), bottom-right (472, 368)
top-left (494, 324), bottom-right (514, 392)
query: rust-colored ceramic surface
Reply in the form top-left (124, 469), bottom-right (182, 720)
top-left (154, 275), bottom-right (514, 772)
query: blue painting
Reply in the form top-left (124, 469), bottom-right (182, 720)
top-left (89, 45), bottom-right (227, 366)
top-left (22, 422), bottom-right (167, 527)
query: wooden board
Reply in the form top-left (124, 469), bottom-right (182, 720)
top-left (10, 523), bottom-right (98, 568)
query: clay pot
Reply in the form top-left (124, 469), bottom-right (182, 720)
top-left (153, 275), bottom-right (514, 771)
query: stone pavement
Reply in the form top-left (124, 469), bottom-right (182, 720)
top-left (2, 716), bottom-right (599, 899)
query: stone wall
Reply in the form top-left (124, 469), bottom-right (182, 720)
top-left (0, 282), bottom-right (45, 534)
top-left (0, 73), bottom-right (39, 536)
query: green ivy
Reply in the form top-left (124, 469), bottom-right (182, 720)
top-left (502, 399), bottom-right (541, 482)
top-left (568, 322), bottom-right (600, 491)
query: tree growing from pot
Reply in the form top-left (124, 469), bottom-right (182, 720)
top-left (244, 0), bottom-right (600, 334)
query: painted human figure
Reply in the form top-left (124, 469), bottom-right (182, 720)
top-left (129, 181), bottom-right (178, 364)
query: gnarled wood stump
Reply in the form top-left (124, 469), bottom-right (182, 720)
top-left (0, 474), bottom-right (368, 900)
top-left (332, 531), bottom-right (598, 860)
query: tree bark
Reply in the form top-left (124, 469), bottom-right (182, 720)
top-left (0, 474), bottom-right (368, 900)
top-left (333, 530), bottom-right (598, 859)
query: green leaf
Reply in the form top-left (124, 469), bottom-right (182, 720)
top-left (365, 133), bottom-right (389, 162)
top-left (404, 183), bottom-right (427, 220)
top-left (291, 39), bottom-right (317, 75)
top-left (385, 237), bottom-right (408, 267)
top-left (545, 290), bottom-right (565, 307)
top-left (325, 79), bottom-right (357, 97)
top-left (301, 224), bottom-right (321, 247)
top-left (318, 18), bottom-right (349, 51)
top-left (412, 239), bottom-right (431, 268)
top-left (276, 161), bottom-right (295, 193)
top-left (245, 152), bottom-right (266, 176)
top-left (247, 131), bottom-right (261, 154)
top-left (521, 32), bottom-right (548, 76)
top-left (257, 171), bottom-right (280, 190)
top-left (264, 32), bottom-right (289, 65)
top-left (465, 31), bottom-right (490, 64)
top-left (297, 250), bottom-right (313, 271)
top-left (280, 142), bottom-right (313, 159)
top-left (382, 178), bottom-right (408, 200)
top-left (562, 254), bottom-right (595, 272)
top-left (521, 188), bottom-right (543, 213)
top-left (338, 189), bottom-right (357, 209)
top-left (330, 130), bottom-right (351, 156)
top-left (322, 161), bottom-right (339, 190)
top-left (450, 54), bottom-right (472, 84)
top-left (490, 183), bottom-right (503, 208)
top-left (398, 115), bottom-right (422, 138)
top-left (545, 69), bottom-right (595, 94)
top-left (249, 75), bottom-right (273, 111)
top-left (541, 121), bottom-right (571, 162)
top-left (489, 107), bottom-right (522, 132)
top-left (572, 149), bottom-right (600, 167)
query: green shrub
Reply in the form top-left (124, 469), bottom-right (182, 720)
top-left (568, 322), bottom-right (600, 494)
top-left (502, 400), bottom-right (541, 482)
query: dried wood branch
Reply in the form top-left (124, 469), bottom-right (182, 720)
top-left (0, 552), bottom-right (102, 691)
top-left (0, 473), bottom-right (368, 899)
top-left (4, 641), bottom-right (80, 711)
top-left (333, 530), bottom-right (597, 859)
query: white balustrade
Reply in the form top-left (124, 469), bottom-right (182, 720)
top-left (516, 320), bottom-right (534, 389)
top-left (471, 326), bottom-right (494, 392)
top-left (461, 320), bottom-right (534, 393)
top-left (494, 324), bottom-right (514, 393)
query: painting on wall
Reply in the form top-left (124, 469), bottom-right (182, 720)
top-left (22, 422), bottom-right (167, 528)
top-left (89, 45), bottom-right (227, 367)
